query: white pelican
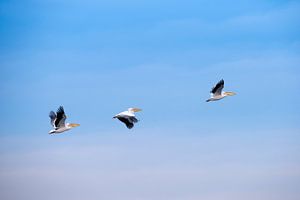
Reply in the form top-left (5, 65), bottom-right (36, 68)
top-left (206, 79), bottom-right (236, 102)
top-left (48, 106), bottom-right (80, 134)
top-left (113, 108), bottom-right (142, 129)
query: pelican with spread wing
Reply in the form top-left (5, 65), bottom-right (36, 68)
top-left (113, 108), bottom-right (142, 129)
top-left (206, 79), bottom-right (236, 102)
top-left (48, 106), bottom-right (80, 134)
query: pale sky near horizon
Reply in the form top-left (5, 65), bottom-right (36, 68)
top-left (1, 0), bottom-right (300, 200)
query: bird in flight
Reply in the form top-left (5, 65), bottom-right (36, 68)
top-left (48, 106), bottom-right (80, 134)
top-left (206, 79), bottom-right (236, 102)
top-left (113, 108), bottom-right (142, 129)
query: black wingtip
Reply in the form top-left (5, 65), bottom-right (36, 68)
top-left (57, 106), bottom-right (64, 113)
top-left (49, 111), bottom-right (56, 118)
top-left (126, 124), bottom-right (134, 129)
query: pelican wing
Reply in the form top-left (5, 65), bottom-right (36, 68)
top-left (129, 116), bottom-right (138, 123)
top-left (49, 111), bottom-right (56, 127)
top-left (118, 116), bottom-right (134, 129)
top-left (211, 79), bottom-right (224, 96)
top-left (55, 106), bottom-right (67, 128)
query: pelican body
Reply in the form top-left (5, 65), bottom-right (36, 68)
top-left (48, 106), bottom-right (80, 134)
top-left (206, 79), bottom-right (236, 102)
top-left (113, 108), bottom-right (142, 129)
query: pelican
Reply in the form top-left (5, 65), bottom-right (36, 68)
top-left (48, 106), bottom-right (80, 134)
top-left (113, 108), bottom-right (142, 129)
top-left (206, 79), bottom-right (236, 102)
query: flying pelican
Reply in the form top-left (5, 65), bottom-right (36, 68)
top-left (206, 79), bottom-right (236, 102)
top-left (113, 108), bottom-right (142, 129)
top-left (48, 106), bottom-right (80, 134)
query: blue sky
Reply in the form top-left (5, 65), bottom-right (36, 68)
top-left (0, 0), bottom-right (300, 199)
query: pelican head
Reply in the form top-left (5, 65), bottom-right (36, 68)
top-left (224, 92), bottom-right (236, 96)
top-left (128, 108), bottom-right (142, 113)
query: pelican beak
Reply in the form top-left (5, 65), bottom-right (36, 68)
top-left (225, 92), bottom-right (236, 96)
top-left (70, 123), bottom-right (80, 127)
top-left (133, 108), bottom-right (142, 112)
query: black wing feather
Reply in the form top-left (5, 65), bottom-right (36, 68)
top-left (49, 111), bottom-right (56, 126)
top-left (128, 116), bottom-right (138, 123)
top-left (211, 79), bottom-right (224, 94)
top-left (118, 117), bottom-right (134, 129)
top-left (55, 106), bottom-right (66, 127)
